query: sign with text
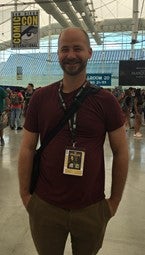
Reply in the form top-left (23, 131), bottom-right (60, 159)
top-left (11, 10), bottom-right (39, 49)
top-left (16, 66), bottom-right (23, 80)
top-left (87, 73), bottom-right (111, 86)
top-left (119, 60), bottom-right (145, 86)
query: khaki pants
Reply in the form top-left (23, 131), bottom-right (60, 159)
top-left (27, 194), bottom-right (111, 255)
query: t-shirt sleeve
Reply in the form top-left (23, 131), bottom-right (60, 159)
top-left (23, 90), bottom-right (40, 133)
top-left (103, 91), bottom-right (125, 132)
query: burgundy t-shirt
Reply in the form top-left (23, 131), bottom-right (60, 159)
top-left (24, 81), bottom-right (124, 209)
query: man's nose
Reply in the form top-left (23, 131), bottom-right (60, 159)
top-left (67, 49), bottom-right (76, 58)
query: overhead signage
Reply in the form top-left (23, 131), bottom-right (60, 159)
top-left (119, 60), bottom-right (145, 86)
top-left (87, 73), bottom-right (112, 86)
top-left (11, 10), bottom-right (39, 49)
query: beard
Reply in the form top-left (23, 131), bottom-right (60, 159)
top-left (59, 58), bottom-right (88, 76)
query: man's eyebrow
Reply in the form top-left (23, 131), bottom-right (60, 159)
top-left (61, 45), bottom-right (82, 48)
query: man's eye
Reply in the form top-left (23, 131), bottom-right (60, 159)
top-left (61, 48), bottom-right (68, 53)
top-left (74, 48), bottom-right (81, 52)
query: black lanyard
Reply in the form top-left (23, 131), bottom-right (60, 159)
top-left (58, 80), bottom-right (87, 147)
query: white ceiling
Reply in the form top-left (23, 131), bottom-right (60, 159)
top-left (0, 0), bottom-right (145, 50)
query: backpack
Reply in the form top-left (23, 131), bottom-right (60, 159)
top-left (11, 93), bottom-right (22, 105)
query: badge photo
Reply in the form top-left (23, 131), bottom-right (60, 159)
top-left (63, 148), bottom-right (85, 176)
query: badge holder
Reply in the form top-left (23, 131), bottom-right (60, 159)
top-left (63, 148), bottom-right (85, 176)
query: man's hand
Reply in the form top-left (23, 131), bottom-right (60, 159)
top-left (21, 193), bottom-right (32, 209)
top-left (106, 198), bottom-right (120, 217)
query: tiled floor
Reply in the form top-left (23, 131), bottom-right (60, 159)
top-left (0, 125), bottom-right (145, 255)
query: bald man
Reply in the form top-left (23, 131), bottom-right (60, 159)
top-left (18, 27), bottom-right (128, 255)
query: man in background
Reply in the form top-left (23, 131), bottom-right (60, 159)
top-left (9, 88), bottom-right (23, 130)
top-left (23, 83), bottom-right (34, 117)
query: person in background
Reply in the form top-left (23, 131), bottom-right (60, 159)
top-left (10, 89), bottom-right (23, 130)
top-left (0, 87), bottom-right (9, 145)
top-left (133, 88), bottom-right (143, 138)
top-left (5, 88), bottom-right (12, 124)
top-left (6, 88), bottom-right (12, 99)
top-left (23, 83), bottom-right (34, 117)
top-left (142, 89), bottom-right (145, 125)
top-left (121, 89), bottom-right (133, 130)
top-left (18, 27), bottom-right (129, 255)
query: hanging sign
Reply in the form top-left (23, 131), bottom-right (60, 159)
top-left (87, 73), bottom-right (112, 86)
top-left (11, 10), bottom-right (39, 49)
top-left (119, 60), bottom-right (145, 86)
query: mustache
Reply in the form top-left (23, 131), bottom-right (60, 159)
top-left (62, 59), bottom-right (81, 64)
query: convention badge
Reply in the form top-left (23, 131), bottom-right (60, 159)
top-left (63, 148), bottom-right (85, 176)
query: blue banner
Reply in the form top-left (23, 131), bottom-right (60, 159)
top-left (87, 73), bottom-right (112, 86)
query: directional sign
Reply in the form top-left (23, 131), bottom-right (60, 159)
top-left (87, 73), bottom-right (112, 86)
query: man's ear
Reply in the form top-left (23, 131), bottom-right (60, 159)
top-left (88, 47), bottom-right (92, 59)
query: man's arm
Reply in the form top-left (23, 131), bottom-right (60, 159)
top-left (107, 125), bottom-right (129, 216)
top-left (18, 128), bottom-right (39, 208)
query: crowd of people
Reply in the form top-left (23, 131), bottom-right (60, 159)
top-left (0, 82), bottom-right (145, 147)
top-left (112, 87), bottom-right (145, 137)
top-left (0, 83), bottom-right (34, 146)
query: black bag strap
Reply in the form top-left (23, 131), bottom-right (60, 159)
top-left (37, 83), bottom-right (101, 154)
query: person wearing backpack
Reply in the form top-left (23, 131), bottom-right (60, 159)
top-left (10, 89), bottom-right (24, 130)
